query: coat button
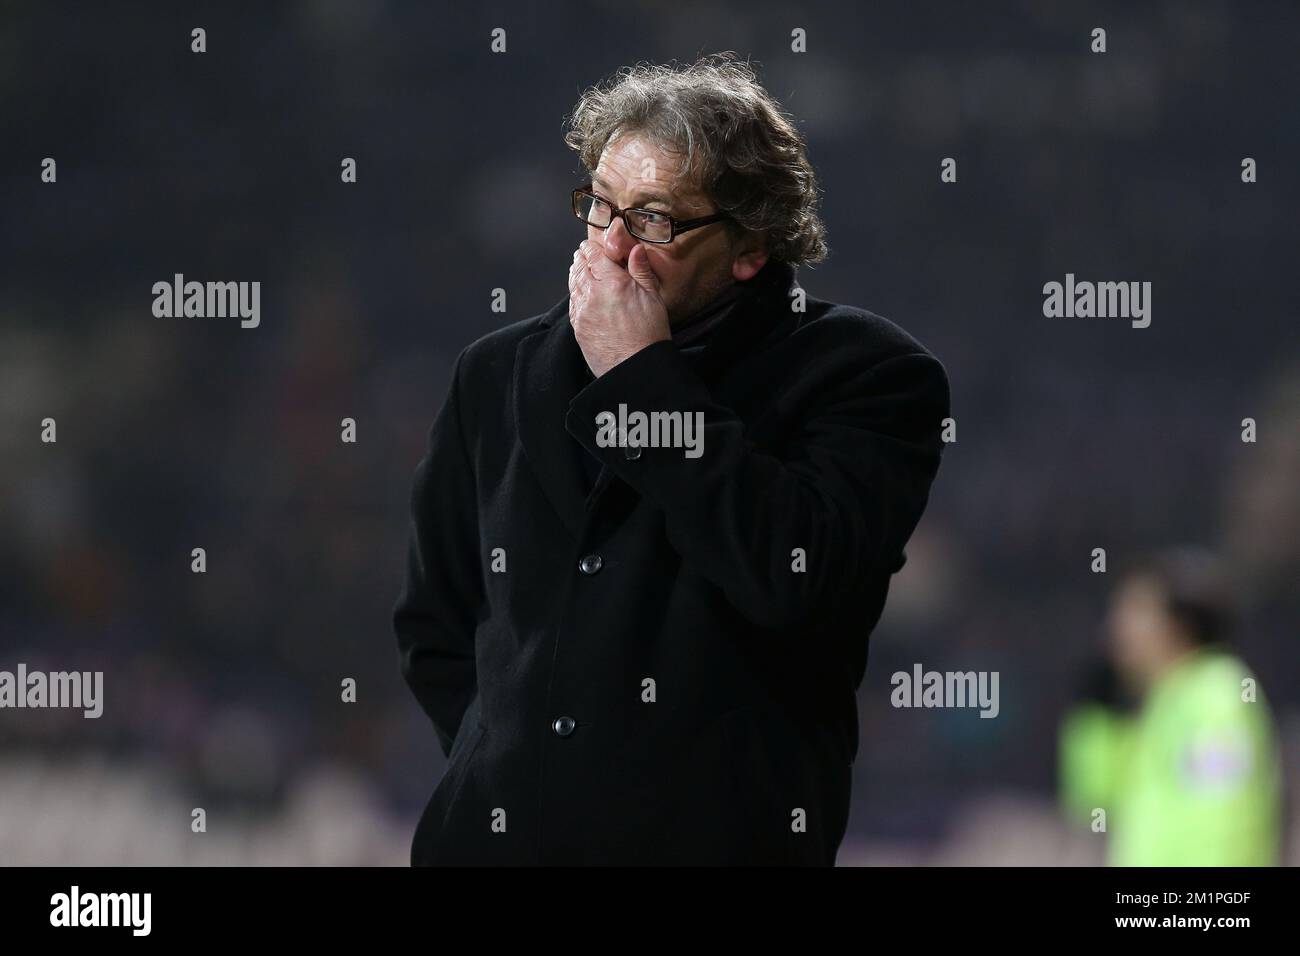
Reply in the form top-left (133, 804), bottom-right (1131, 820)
top-left (552, 716), bottom-right (577, 737)
top-left (578, 553), bottom-right (603, 575)
top-left (624, 443), bottom-right (643, 460)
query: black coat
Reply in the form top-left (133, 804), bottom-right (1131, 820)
top-left (394, 259), bottom-right (950, 865)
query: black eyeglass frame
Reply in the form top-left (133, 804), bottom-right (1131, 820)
top-left (571, 184), bottom-right (730, 243)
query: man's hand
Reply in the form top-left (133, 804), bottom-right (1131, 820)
top-left (568, 240), bottom-right (671, 377)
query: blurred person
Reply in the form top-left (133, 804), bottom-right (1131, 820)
top-left (1058, 547), bottom-right (1283, 866)
top-left (393, 54), bottom-right (949, 865)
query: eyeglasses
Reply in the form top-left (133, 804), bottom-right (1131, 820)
top-left (571, 185), bottom-right (729, 243)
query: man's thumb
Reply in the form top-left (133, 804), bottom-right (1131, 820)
top-left (627, 245), bottom-right (660, 293)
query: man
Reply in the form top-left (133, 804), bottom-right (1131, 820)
top-left (1059, 548), bottom-right (1283, 865)
top-left (394, 54), bottom-right (950, 865)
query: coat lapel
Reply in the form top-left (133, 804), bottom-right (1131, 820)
top-left (514, 300), bottom-right (591, 538)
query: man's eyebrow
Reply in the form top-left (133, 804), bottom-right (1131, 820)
top-left (591, 175), bottom-right (673, 208)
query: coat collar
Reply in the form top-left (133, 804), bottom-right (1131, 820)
top-left (513, 259), bottom-right (801, 537)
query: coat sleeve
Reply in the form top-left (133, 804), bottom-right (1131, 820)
top-left (565, 337), bottom-right (950, 629)
top-left (394, 349), bottom-right (484, 758)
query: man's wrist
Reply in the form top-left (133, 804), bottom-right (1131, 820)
top-left (594, 334), bottom-right (671, 377)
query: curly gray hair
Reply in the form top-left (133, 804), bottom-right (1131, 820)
top-left (563, 53), bottom-right (829, 266)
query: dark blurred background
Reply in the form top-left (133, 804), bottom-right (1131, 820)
top-left (2, 1), bottom-right (1298, 864)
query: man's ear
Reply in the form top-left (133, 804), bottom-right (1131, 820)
top-left (731, 233), bottom-right (769, 281)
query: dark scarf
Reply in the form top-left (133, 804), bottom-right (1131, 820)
top-left (669, 280), bottom-right (748, 350)
top-left (674, 258), bottom-right (798, 353)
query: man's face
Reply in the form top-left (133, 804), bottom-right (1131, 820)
top-left (1107, 574), bottom-right (1181, 686)
top-left (586, 132), bottom-right (766, 325)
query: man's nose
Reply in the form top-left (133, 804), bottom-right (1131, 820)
top-left (600, 217), bottom-right (636, 264)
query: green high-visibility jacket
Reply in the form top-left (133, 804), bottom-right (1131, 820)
top-left (1059, 648), bottom-right (1283, 866)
